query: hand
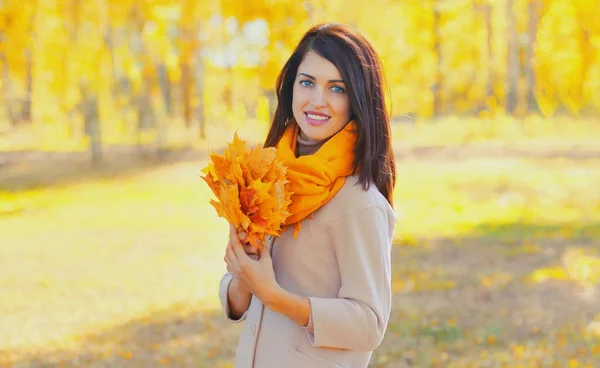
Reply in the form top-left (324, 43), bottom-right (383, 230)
top-left (224, 224), bottom-right (280, 303)
top-left (224, 225), bottom-right (261, 260)
top-left (224, 226), bottom-right (249, 294)
top-left (237, 230), bottom-right (262, 261)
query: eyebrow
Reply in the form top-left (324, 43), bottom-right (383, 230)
top-left (298, 72), bottom-right (345, 84)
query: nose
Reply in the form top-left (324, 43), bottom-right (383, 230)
top-left (310, 87), bottom-right (327, 107)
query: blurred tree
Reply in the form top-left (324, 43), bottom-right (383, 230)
top-left (433, 0), bottom-right (443, 118)
top-left (0, 1), bottom-right (35, 125)
top-left (573, 0), bottom-right (596, 115)
top-left (179, 0), bottom-right (196, 131)
top-left (524, 0), bottom-right (540, 113)
top-left (505, 0), bottom-right (519, 114)
top-left (0, 0), bottom-right (599, 157)
top-left (484, 0), bottom-right (495, 113)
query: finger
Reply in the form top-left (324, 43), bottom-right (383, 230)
top-left (225, 257), bottom-right (232, 273)
top-left (229, 224), bottom-right (238, 241)
top-left (232, 233), bottom-right (250, 260)
top-left (230, 225), bottom-right (245, 246)
top-left (226, 259), bottom-right (235, 275)
top-left (226, 251), bottom-right (241, 277)
top-left (228, 226), bottom-right (243, 253)
top-left (226, 232), bottom-right (233, 252)
top-left (226, 241), bottom-right (240, 268)
top-left (225, 238), bottom-right (233, 263)
top-left (226, 229), bottom-right (243, 266)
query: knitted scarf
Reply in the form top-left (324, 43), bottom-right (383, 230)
top-left (275, 119), bottom-right (358, 236)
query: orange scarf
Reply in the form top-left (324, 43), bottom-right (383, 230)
top-left (275, 120), bottom-right (358, 236)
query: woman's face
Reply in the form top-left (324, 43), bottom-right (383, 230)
top-left (292, 51), bottom-right (351, 141)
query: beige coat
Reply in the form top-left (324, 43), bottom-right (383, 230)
top-left (218, 175), bottom-right (397, 368)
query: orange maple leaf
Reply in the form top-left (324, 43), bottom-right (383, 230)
top-left (200, 132), bottom-right (292, 251)
top-left (240, 186), bottom-right (259, 217)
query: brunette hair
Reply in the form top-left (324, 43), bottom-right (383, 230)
top-left (264, 23), bottom-right (396, 206)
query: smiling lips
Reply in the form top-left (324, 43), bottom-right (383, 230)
top-left (305, 111), bottom-right (331, 126)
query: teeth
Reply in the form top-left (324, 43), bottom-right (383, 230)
top-left (307, 113), bottom-right (329, 120)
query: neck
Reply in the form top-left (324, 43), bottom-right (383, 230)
top-left (296, 132), bottom-right (327, 156)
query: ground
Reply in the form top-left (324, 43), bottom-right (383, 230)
top-left (1, 127), bottom-right (599, 367)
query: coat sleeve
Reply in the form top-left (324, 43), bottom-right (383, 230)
top-left (306, 203), bottom-right (395, 350)
top-left (218, 272), bottom-right (249, 322)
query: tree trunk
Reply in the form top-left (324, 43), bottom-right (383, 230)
top-left (577, 13), bottom-right (593, 115)
top-left (178, 15), bottom-right (194, 129)
top-left (83, 0), bottom-right (103, 164)
top-left (66, 0), bottom-right (80, 139)
top-left (104, 18), bottom-right (126, 129)
top-left (485, 0), bottom-right (494, 110)
top-left (82, 84), bottom-right (102, 164)
top-left (22, 4), bottom-right (36, 125)
top-left (23, 50), bottom-right (33, 123)
top-left (135, 3), bottom-right (156, 151)
top-left (0, 50), bottom-right (17, 127)
top-left (156, 63), bottom-right (171, 116)
top-left (505, 0), bottom-right (519, 115)
top-left (195, 51), bottom-right (206, 138)
top-left (524, 0), bottom-right (539, 113)
top-left (432, 0), bottom-right (443, 118)
top-left (181, 60), bottom-right (192, 128)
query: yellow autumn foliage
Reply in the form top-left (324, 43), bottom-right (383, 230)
top-left (201, 133), bottom-right (292, 249)
top-left (529, 246), bottom-right (600, 289)
top-left (0, 0), bottom-right (598, 152)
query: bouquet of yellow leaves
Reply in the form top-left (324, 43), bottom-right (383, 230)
top-left (201, 133), bottom-right (292, 251)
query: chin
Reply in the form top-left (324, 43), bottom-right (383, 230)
top-left (300, 127), bottom-right (331, 141)
top-left (298, 120), bottom-right (335, 141)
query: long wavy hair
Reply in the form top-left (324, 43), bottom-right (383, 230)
top-left (263, 23), bottom-right (396, 207)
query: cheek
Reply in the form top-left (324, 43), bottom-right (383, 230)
top-left (292, 86), bottom-right (309, 109)
top-left (332, 96), bottom-right (351, 118)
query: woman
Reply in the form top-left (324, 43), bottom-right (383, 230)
top-left (219, 23), bottom-right (397, 368)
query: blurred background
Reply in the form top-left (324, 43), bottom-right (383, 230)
top-left (1, 0), bottom-right (599, 367)
top-left (0, 0), bottom-right (598, 158)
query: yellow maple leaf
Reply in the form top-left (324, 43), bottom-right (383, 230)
top-left (200, 132), bottom-right (292, 250)
top-left (246, 144), bottom-right (278, 181)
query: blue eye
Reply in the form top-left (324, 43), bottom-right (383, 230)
top-left (331, 86), bottom-right (345, 93)
top-left (300, 80), bottom-right (313, 87)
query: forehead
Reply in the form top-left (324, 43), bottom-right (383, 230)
top-left (297, 51), bottom-right (343, 80)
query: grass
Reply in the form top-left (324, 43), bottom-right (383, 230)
top-left (0, 118), bottom-right (270, 154)
top-left (390, 115), bottom-right (600, 149)
top-left (0, 161), bottom-right (232, 366)
top-left (1, 120), bottom-right (600, 367)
